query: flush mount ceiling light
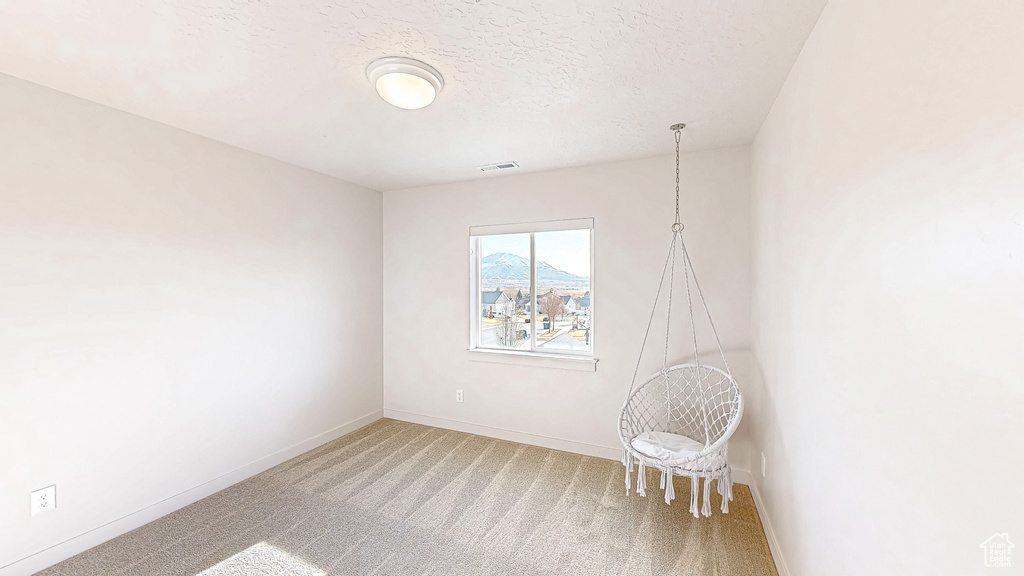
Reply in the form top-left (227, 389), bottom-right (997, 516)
top-left (366, 57), bottom-right (444, 110)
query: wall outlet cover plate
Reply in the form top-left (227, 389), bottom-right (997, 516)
top-left (31, 485), bottom-right (56, 516)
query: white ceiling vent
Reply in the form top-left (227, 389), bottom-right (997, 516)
top-left (477, 161), bottom-right (519, 172)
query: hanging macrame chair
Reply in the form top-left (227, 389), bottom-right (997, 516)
top-left (619, 123), bottom-right (744, 518)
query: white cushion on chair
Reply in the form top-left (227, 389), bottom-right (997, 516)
top-left (631, 431), bottom-right (705, 461)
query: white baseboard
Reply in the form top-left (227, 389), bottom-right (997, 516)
top-left (732, 468), bottom-right (754, 487)
top-left (746, 478), bottom-right (790, 576)
top-left (1, 410), bottom-right (383, 576)
top-left (383, 409), bottom-right (625, 461)
top-left (8, 410), bottom-right (784, 576)
top-left (383, 409), bottom-right (753, 482)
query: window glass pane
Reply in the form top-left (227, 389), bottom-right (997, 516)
top-left (479, 233), bottom-right (531, 350)
top-left (534, 229), bottom-right (591, 352)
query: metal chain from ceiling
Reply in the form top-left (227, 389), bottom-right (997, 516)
top-left (670, 123), bottom-right (686, 230)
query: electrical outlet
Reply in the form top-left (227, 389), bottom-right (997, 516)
top-left (760, 453), bottom-right (766, 478)
top-left (31, 485), bottom-right (56, 516)
top-left (455, 389), bottom-right (464, 403)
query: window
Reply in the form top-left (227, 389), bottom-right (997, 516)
top-left (470, 219), bottom-right (593, 358)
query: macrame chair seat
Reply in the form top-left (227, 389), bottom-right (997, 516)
top-left (619, 364), bottom-right (743, 517)
top-left (619, 123), bottom-right (744, 518)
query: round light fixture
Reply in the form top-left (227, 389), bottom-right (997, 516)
top-left (366, 57), bottom-right (444, 110)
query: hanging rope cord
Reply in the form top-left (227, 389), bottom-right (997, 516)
top-left (627, 126), bottom-right (732, 398)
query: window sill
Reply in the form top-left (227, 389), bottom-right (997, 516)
top-left (467, 348), bottom-right (598, 372)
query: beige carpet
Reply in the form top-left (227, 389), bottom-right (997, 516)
top-left (38, 419), bottom-right (778, 576)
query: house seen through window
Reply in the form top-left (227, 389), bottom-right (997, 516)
top-left (471, 220), bottom-right (593, 357)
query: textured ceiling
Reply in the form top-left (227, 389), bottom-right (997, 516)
top-left (0, 0), bottom-right (826, 191)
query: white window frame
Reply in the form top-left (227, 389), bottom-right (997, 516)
top-left (469, 218), bottom-right (595, 367)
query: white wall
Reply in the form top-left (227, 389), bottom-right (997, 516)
top-left (383, 148), bottom-right (755, 470)
top-left (750, 1), bottom-right (1024, 574)
top-left (0, 73), bottom-right (383, 574)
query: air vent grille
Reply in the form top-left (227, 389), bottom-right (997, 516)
top-left (477, 161), bottom-right (519, 172)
